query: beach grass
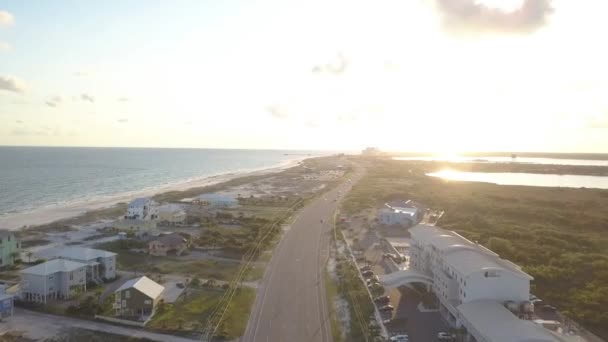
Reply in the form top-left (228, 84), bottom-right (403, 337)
top-left (148, 287), bottom-right (255, 339)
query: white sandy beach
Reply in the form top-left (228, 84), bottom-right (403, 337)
top-left (0, 157), bottom-right (306, 230)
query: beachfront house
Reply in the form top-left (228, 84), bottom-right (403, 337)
top-left (37, 247), bottom-right (117, 282)
top-left (114, 276), bottom-right (164, 319)
top-left (0, 230), bottom-right (21, 267)
top-left (0, 285), bottom-right (14, 318)
top-left (20, 259), bottom-right (87, 303)
top-left (148, 233), bottom-right (188, 256)
top-left (126, 197), bottom-right (158, 220)
top-left (197, 193), bottom-right (239, 208)
top-left (156, 203), bottom-right (186, 225)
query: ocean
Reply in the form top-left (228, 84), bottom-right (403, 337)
top-left (0, 147), bottom-right (321, 228)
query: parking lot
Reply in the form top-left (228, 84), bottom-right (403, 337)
top-left (382, 286), bottom-right (449, 341)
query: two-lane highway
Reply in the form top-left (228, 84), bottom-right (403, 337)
top-left (243, 169), bottom-right (363, 342)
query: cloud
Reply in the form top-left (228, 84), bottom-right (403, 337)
top-left (305, 119), bottom-right (320, 128)
top-left (117, 118), bottom-right (128, 123)
top-left (0, 10), bottom-right (15, 27)
top-left (433, 0), bottom-right (554, 34)
top-left (0, 42), bottom-right (11, 52)
top-left (312, 53), bottom-right (348, 75)
top-left (80, 93), bottom-right (95, 103)
top-left (588, 113), bottom-right (608, 128)
top-left (11, 128), bottom-right (49, 137)
top-left (0, 75), bottom-right (27, 93)
top-left (267, 104), bottom-right (289, 119)
top-left (118, 97), bottom-right (129, 102)
top-left (45, 96), bottom-right (63, 108)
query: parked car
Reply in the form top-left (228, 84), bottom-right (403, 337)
top-left (390, 334), bottom-right (409, 341)
top-left (362, 270), bottom-right (374, 278)
top-left (379, 304), bottom-right (394, 312)
top-left (176, 282), bottom-right (185, 289)
top-left (438, 332), bottom-right (455, 340)
top-left (374, 295), bottom-right (390, 305)
top-left (541, 305), bottom-right (557, 312)
top-left (383, 318), bottom-right (393, 325)
top-left (360, 265), bottom-right (372, 272)
top-left (366, 278), bottom-right (379, 286)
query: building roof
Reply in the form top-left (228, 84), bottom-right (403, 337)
top-left (151, 233), bottom-right (186, 247)
top-left (115, 276), bottom-right (164, 299)
top-left (410, 225), bottom-right (531, 279)
top-left (37, 246), bottom-right (116, 262)
top-left (129, 197), bottom-right (151, 208)
top-left (457, 300), bottom-right (559, 342)
top-left (20, 259), bottom-right (87, 276)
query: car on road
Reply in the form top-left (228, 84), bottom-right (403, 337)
top-left (438, 332), bottom-right (455, 340)
top-left (379, 304), bottom-right (394, 312)
top-left (176, 282), bottom-right (185, 289)
top-left (374, 295), bottom-right (390, 305)
top-left (390, 334), bottom-right (409, 341)
top-left (362, 270), bottom-right (374, 278)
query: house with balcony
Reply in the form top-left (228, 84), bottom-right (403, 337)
top-left (148, 233), bottom-right (188, 256)
top-left (126, 197), bottom-right (158, 220)
top-left (37, 247), bottom-right (117, 282)
top-left (20, 259), bottom-right (87, 303)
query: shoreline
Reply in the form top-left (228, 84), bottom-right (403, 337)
top-left (0, 156), bottom-right (309, 231)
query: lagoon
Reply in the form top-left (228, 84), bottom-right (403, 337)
top-left (428, 170), bottom-right (608, 189)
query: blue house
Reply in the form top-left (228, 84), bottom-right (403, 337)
top-left (0, 287), bottom-right (14, 318)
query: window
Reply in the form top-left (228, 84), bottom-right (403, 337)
top-left (69, 273), bottom-right (73, 280)
top-left (144, 299), bottom-right (152, 305)
top-left (125, 290), bottom-right (130, 299)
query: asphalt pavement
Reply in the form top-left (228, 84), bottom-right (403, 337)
top-left (242, 170), bottom-right (363, 342)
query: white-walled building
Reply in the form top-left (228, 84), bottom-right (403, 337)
top-left (20, 259), bottom-right (87, 303)
top-left (378, 201), bottom-right (421, 227)
top-left (156, 203), bottom-right (186, 225)
top-left (37, 247), bottom-right (117, 281)
top-left (406, 225), bottom-right (559, 342)
top-left (126, 197), bottom-right (158, 220)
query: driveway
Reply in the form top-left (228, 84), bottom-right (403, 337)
top-left (1, 308), bottom-right (197, 342)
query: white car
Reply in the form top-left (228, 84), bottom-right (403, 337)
top-left (390, 334), bottom-right (409, 341)
top-left (438, 332), bottom-right (455, 340)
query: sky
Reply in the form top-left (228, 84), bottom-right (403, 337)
top-left (0, 0), bottom-right (607, 153)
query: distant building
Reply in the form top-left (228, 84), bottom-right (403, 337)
top-left (0, 285), bottom-right (14, 319)
top-left (114, 276), bottom-right (164, 318)
top-left (197, 193), bottom-right (239, 208)
top-left (126, 197), bottom-right (158, 220)
top-left (377, 201), bottom-right (421, 227)
top-left (361, 147), bottom-right (381, 156)
top-left (0, 230), bottom-right (21, 267)
top-left (37, 247), bottom-right (117, 281)
top-left (148, 233), bottom-right (188, 256)
top-left (156, 203), bottom-right (186, 225)
top-left (20, 259), bottom-right (87, 303)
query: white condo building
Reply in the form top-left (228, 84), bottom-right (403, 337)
top-left (382, 225), bottom-right (561, 342)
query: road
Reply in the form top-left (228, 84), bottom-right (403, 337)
top-left (242, 169), bottom-right (363, 342)
top-left (2, 308), bottom-right (197, 342)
